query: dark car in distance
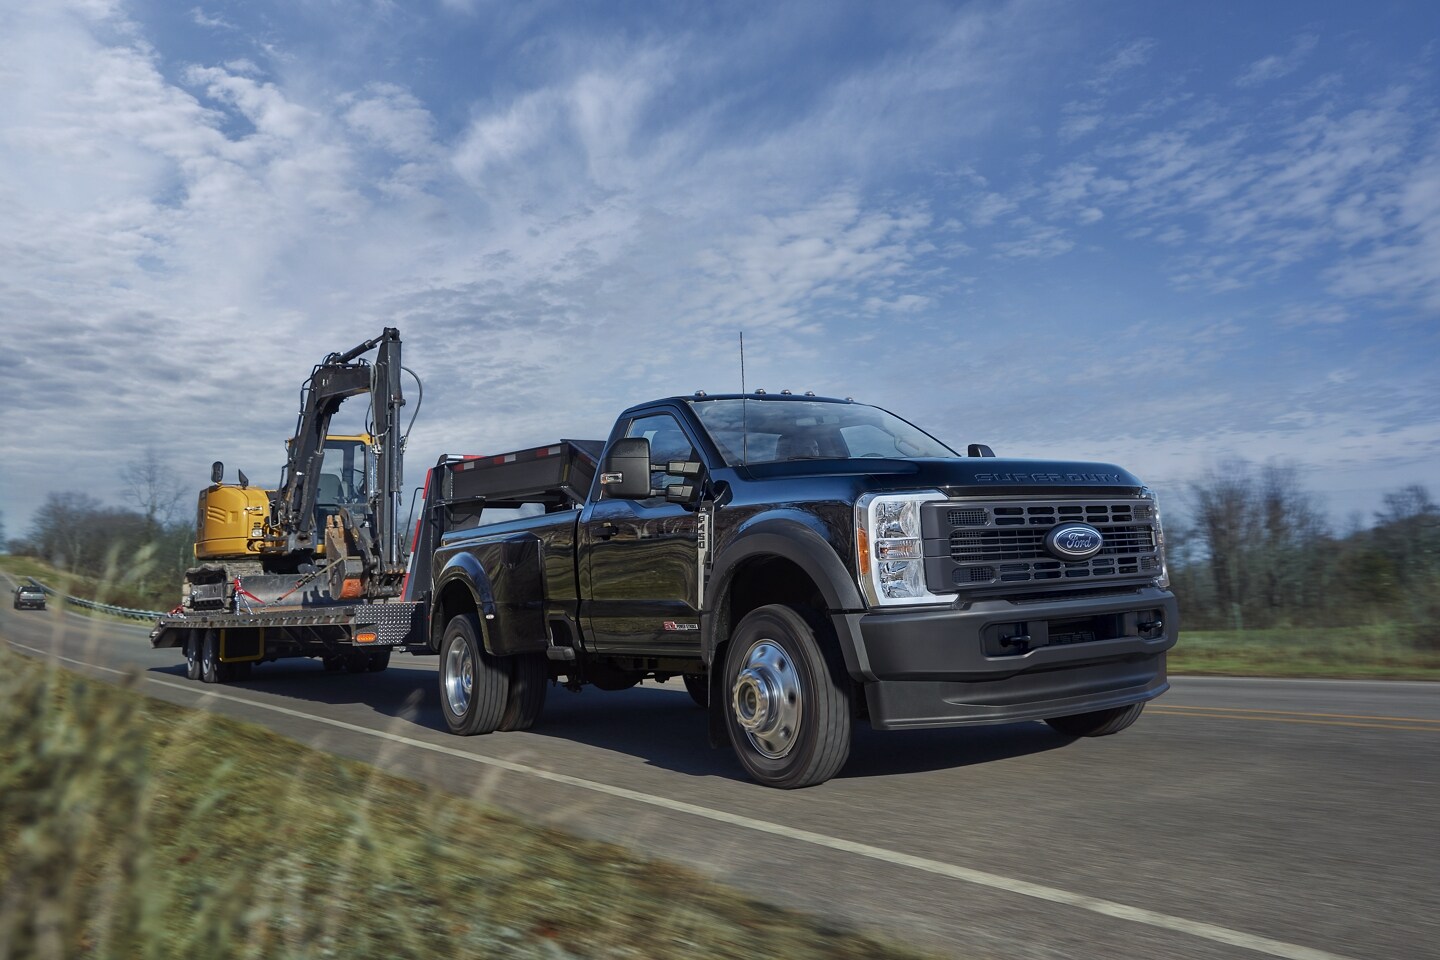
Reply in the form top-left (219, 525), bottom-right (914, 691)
top-left (13, 583), bottom-right (47, 610)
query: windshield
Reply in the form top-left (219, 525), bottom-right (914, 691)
top-left (687, 398), bottom-right (956, 466)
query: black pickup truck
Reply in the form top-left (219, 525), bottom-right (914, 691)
top-left (410, 393), bottom-right (1178, 788)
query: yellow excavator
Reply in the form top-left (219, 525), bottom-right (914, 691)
top-left (193, 433), bottom-right (373, 563)
top-left (184, 328), bottom-right (412, 610)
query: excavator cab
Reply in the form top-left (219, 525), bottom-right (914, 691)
top-left (315, 434), bottom-right (371, 513)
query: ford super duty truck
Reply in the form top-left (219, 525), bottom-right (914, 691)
top-left (411, 392), bottom-right (1178, 788)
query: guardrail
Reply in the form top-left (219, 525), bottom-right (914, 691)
top-left (21, 577), bottom-right (165, 621)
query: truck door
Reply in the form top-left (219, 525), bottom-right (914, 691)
top-left (580, 411), bottom-right (704, 655)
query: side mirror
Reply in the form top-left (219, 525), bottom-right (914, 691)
top-left (666, 460), bottom-right (703, 478)
top-left (211, 461), bottom-right (225, 484)
top-left (601, 438), bottom-right (654, 499)
top-left (665, 483), bottom-right (697, 504)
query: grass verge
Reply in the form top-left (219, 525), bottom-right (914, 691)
top-left (0, 556), bottom-right (150, 623)
top-left (1171, 625), bottom-right (1440, 680)
top-left (0, 646), bottom-right (942, 960)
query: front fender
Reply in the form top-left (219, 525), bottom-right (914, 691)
top-left (703, 512), bottom-right (863, 664)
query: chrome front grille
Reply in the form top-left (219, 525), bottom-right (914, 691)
top-left (924, 499), bottom-right (1161, 592)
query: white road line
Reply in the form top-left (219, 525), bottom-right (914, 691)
top-left (8, 639), bottom-right (1358, 960)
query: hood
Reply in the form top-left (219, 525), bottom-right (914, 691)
top-left (740, 457), bottom-right (1146, 495)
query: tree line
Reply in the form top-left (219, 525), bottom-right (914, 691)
top-left (5, 450), bottom-right (195, 612)
top-left (1169, 461), bottom-right (1437, 637)
top-left (5, 452), bottom-right (1436, 636)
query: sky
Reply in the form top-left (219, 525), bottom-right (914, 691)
top-left (1, 0), bottom-right (1437, 541)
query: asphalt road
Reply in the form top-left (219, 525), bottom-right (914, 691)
top-left (3, 580), bottom-right (1437, 960)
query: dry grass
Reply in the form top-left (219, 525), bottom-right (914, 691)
top-left (1170, 624), bottom-right (1440, 680)
top-left (0, 647), bottom-right (943, 960)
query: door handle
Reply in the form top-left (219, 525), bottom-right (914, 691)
top-left (596, 521), bottom-right (617, 541)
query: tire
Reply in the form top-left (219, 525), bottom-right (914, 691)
top-left (184, 635), bottom-right (202, 681)
top-left (439, 614), bottom-right (509, 736)
top-left (366, 648), bottom-right (392, 672)
top-left (200, 630), bottom-right (221, 684)
top-left (682, 673), bottom-right (708, 709)
top-left (722, 605), bottom-right (851, 789)
top-left (322, 655), bottom-right (345, 672)
top-left (1046, 703), bottom-right (1145, 738)
top-left (498, 652), bottom-right (547, 731)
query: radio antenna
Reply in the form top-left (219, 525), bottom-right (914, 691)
top-left (739, 331), bottom-right (746, 393)
top-left (740, 331), bottom-right (749, 464)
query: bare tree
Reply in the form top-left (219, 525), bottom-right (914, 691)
top-left (1189, 460), bottom-right (1259, 627)
top-left (1373, 485), bottom-right (1439, 585)
top-left (1186, 459), bottom-right (1331, 629)
top-left (120, 447), bottom-right (187, 528)
top-left (29, 491), bottom-right (106, 572)
top-left (1256, 463), bottom-right (1328, 616)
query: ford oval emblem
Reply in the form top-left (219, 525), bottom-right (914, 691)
top-left (1046, 522), bottom-right (1104, 561)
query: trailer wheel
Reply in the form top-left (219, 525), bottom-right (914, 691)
top-left (439, 614), bottom-right (508, 735)
top-left (184, 635), bottom-right (202, 681)
top-left (1045, 703), bottom-right (1145, 737)
top-left (366, 649), bottom-right (392, 672)
top-left (722, 605), bottom-right (851, 789)
top-left (682, 673), bottom-right (708, 709)
top-left (200, 630), bottom-right (222, 684)
top-left (498, 652), bottom-right (547, 731)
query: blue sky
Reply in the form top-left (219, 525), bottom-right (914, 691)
top-left (1, 0), bottom-right (1436, 539)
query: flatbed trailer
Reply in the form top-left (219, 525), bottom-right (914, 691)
top-left (150, 440), bottom-right (601, 682)
top-left (149, 599), bottom-right (425, 679)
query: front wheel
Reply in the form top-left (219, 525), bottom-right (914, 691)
top-left (722, 605), bottom-right (851, 789)
top-left (439, 614), bottom-right (509, 736)
top-left (1045, 703), bottom-right (1145, 737)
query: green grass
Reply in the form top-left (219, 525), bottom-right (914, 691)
top-left (0, 555), bottom-right (156, 623)
top-left (0, 647), bottom-right (943, 960)
top-left (0, 549), bottom-right (185, 615)
top-left (1171, 625), bottom-right (1440, 680)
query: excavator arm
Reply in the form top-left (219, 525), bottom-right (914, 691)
top-left (267, 328), bottom-right (406, 594)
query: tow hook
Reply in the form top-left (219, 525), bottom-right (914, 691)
top-left (1000, 632), bottom-right (1032, 653)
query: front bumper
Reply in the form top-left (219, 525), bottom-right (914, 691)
top-left (14, 599), bottom-right (46, 610)
top-left (832, 586), bottom-right (1178, 730)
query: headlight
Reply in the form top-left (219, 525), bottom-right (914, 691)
top-left (1142, 487), bottom-right (1171, 590)
top-left (855, 491), bottom-right (949, 606)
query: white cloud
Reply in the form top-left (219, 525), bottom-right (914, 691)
top-left (191, 7), bottom-right (235, 31)
top-left (1236, 33), bottom-right (1319, 87)
top-left (1093, 38), bottom-right (1156, 86)
top-left (0, 0), bottom-right (1434, 538)
top-left (992, 220), bottom-right (1073, 259)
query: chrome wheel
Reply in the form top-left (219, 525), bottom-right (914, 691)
top-left (438, 614), bottom-right (509, 736)
top-left (731, 639), bottom-right (803, 759)
top-left (722, 605), bottom-right (852, 788)
top-left (444, 638), bottom-right (474, 719)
